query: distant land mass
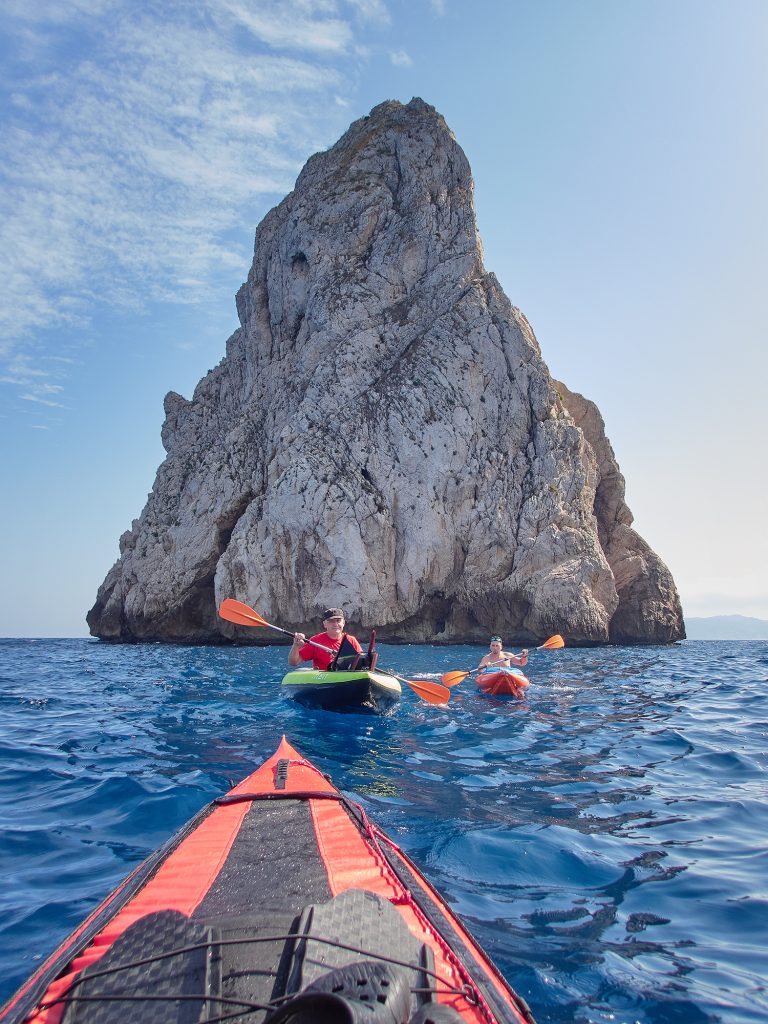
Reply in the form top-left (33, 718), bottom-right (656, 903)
top-left (684, 615), bottom-right (768, 640)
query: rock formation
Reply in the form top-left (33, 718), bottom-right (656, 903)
top-left (87, 98), bottom-right (684, 645)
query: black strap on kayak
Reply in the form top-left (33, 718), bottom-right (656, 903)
top-left (274, 759), bottom-right (289, 790)
top-left (215, 790), bottom-right (343, 806)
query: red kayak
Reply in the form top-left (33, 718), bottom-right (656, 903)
top-left (1, 737), bottom-right (534, 1024)
top-left (476, 672), bottom-right (530, 697)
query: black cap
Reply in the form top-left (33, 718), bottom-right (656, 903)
top-left (322, 607), bottom-right (345, 620)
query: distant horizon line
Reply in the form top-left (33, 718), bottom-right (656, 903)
top-left (3, 609), bottom-right (768, 643)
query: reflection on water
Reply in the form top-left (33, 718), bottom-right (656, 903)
top-left (0, 638), bottom-right (767, 1024)
top-left (337, 725), bottom-right (405, 797)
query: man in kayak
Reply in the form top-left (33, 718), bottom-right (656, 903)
top-left (288, 608), bottom-right (364, 670)
top-left (477, 636), bottom-right (529, 672)
top-left (476, 636), bottom-right (530, 697)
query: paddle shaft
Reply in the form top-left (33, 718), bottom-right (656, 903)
top-left (469, 649), bottom-right (530, 676)
top-left (221, 602), bottom-right (358, 661)
top-left (253, 614), bottom-right (371, 666)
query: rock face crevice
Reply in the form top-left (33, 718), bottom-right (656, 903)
top-left (87, 98), bottom-right (684, 645)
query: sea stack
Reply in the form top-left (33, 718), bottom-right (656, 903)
top-left (87, 98), bottom-right (684, 645)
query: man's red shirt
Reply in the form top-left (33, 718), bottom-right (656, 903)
top-left (298, 632), bottom-right (363, 670)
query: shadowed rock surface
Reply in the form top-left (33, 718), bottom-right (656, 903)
top-left (87, 98), bottom-right (684, 645)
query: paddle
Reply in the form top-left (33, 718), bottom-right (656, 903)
top-left (218, 599), bottom-right (450, 705)
top-left (440, 634), bottom-right (565, 688)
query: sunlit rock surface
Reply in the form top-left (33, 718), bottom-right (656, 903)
top-left (88, 98), bottom-right (684, 645)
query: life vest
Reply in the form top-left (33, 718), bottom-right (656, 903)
top-left (330, 634), bottom-right (364, 671)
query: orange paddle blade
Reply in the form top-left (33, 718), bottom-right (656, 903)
top-left (539, 634), bottom-right (565, 649)
top-left (402, 677), bottom-right (450, 705)
top-left (440, 670), bottom-right (470, 687)
top-left (218, 599), bottom-right (270, 628)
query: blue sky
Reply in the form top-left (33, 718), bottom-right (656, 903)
top-left (1, 0), bottom-right (766, 637)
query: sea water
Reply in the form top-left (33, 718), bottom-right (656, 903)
top-left (0, 638), bottom-right (766, 1024)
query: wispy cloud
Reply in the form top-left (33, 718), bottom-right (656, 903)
top-left (390, 49), bottom-right (413, 67)
top-left (346, 0), bottom-right (391, 26)
top-left (1, 352), bottom-right (73, 409)
top-left (20, 392), bottom-right (67, 408)
top-left (0, 0), bottom-right (115, 21)
top-left (217, 0), bottom-right (354, 53)
top-left (0, 0), bottom-right (387, 382)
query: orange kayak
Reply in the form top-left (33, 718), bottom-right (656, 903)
top-left (476, 671), bottom-right (530, 697)
top-left (1, 737), bottom-right (535, 1024)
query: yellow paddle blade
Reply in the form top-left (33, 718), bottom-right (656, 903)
top-left (218, 599), bottom-right (270, 628)
top-left (440, 670), bottom-right (470, 687)
top-left (539, 634), bottom-right (565, 649)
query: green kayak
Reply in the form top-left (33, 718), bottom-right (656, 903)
top-left (281, 668), bottom-right (402, 713)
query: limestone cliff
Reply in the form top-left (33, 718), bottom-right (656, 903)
top-left (87, 98), bottom-right (684, 645)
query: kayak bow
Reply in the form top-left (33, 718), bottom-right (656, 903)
top-left (476, 671), bottom-right (530, 697)
top-left (1, 737), bottom-right (535, 1024)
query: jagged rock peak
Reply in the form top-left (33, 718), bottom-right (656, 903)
top-left (87, 97), bottom-right (684, 646)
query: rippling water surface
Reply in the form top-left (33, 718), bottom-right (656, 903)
top-left (1, 638), bottom-right (766, 1023)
